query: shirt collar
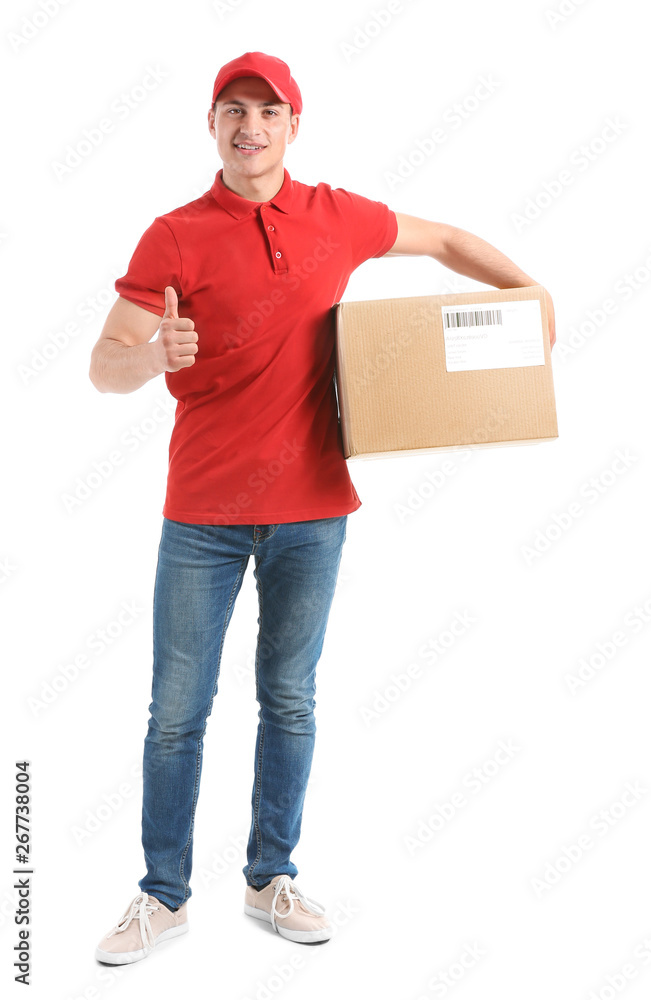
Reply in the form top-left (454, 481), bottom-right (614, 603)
top-left (210, 167), bottom-right (294, 219)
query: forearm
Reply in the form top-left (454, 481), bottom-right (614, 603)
top-left (436, 226), bottom-right (538, 289)
top-left (89, 339), bottom-right (164, 394)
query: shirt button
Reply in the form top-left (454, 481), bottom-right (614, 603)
top-left (267, 225), bottom-right (275, 231)
top-left (275, 251), bottom-right (282, 259)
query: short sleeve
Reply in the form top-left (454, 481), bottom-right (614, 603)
top-left (114, 216), bottom-right (182, 317)
top-left (333, 188), bottom-right (398, 271)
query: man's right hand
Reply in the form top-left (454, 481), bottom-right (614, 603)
top-left (155, 286), bottom-right (199, 372)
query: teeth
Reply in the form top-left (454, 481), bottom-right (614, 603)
top-left (237, 144), bottom-right (262, 149)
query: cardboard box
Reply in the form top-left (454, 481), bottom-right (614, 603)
top-left (333, 284), bottom-right (558, 460)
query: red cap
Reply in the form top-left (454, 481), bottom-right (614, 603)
top-left (211, 51), bottom-right (302, 115)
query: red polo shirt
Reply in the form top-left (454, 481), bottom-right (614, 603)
top-left (114, 167), bottom-right (398, 524)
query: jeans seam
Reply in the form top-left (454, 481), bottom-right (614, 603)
top-left (177, 729), bottom-right (203, 905)
top-left (248, 557), bottom-right (266, 880)
top-left (177, 555), bottom-right (249, 904)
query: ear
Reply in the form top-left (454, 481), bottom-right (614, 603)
top-left (288, 113), bottom-right (300, 144)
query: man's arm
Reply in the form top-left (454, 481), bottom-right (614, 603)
top-left (383, 212), bottom-right (555, 348)
top-left (89, 287), bottom-right (198, 394)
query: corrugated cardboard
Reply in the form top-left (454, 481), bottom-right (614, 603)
top-left (333, 284), bottom-right (558, 460)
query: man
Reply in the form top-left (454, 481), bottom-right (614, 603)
top-left (90, 51), bottom-right (555, 965)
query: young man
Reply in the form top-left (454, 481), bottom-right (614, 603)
top-left (90, 51), bottom-right (555, 965)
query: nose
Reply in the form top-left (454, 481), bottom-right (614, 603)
top-left (238, 113), bottom-right (264, 138)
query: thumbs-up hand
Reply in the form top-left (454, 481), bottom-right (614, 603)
top-left (154, 286), bottom-right (199, 372)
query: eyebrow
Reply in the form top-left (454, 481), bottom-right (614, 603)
top-left (220, 98), bottom-right (284, 107)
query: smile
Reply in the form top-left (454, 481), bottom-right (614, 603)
top-left (235, 143), bottom-right (266, 154)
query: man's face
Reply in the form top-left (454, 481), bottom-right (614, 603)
top-left (208, 76), bottom-right (299, 182)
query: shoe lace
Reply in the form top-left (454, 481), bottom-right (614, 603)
top-left (269, 875), bottom-right (325, 934)
top-left (111, 892), bottom-right (160, 950)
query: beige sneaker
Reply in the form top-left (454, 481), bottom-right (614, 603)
top-left (244, 874), bottom-right (332, 943)
top-left (95, 892), bottom-right (188, 965)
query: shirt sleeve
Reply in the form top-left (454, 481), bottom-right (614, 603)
top-left (333, 188), bottom-right (398, 270)
top-left (114, 216), bottom-right (182, 317)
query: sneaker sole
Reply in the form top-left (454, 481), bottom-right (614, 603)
top-left (95, 922), bottom-right (189, 965)
top-left (244, 903), bottom-right (332, 943)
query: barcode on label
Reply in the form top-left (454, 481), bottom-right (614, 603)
top-left (442, 309), bottom-right (503, 329)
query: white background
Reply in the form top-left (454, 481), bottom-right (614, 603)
top-left (3, 0), bottom-right (651, 997)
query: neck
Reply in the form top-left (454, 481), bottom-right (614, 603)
top-left (221, 163), bottom-right (286, 203)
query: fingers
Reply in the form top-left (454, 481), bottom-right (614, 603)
top-left (163, 285), bottom-right (179, 320)
top-left (161, 286), bottom-right (194, 330)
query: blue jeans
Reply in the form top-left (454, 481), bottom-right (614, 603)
top-left (138, 514), bottom-right (348, 911)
